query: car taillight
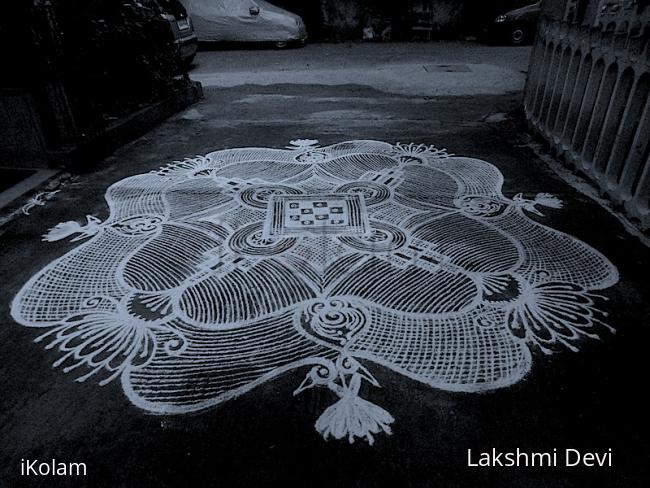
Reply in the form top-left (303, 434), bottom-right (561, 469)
top-left (177, 18), bottom-right (190, 31)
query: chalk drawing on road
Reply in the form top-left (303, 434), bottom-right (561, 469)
top-left (21, 190), bottom-right (61, 215)
top-left (11, 139), bottom-right (619, 445)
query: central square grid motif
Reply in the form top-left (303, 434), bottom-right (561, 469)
top-left (264, 194), bottom-right (369, 237)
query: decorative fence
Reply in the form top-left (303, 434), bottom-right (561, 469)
top-left (524, 0), bottom-right (650, 228)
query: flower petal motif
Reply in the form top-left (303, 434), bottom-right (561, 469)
top-left (287, 139), bottom-right (320, 149)
top-left (33, 296), bottom-right (185, 386)
top-left (12, 139), bottom-right (618, 445)
top-left (505, 281), bottom-right (612, 354)
top-left (393, 142), bottom-right (452, 162)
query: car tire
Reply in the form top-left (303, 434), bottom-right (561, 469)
top-left (183, 54), bottom-right (196, 68)
top-left (509, 25), bottom-right (527, 45)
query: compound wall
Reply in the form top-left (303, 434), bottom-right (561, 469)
top-left (525, 0), bottom-right (650, 228)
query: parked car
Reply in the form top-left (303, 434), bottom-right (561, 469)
top-left (180, 0), bottom-right (307, 47)
top-left (158, 0), bottom-right (198, 64)
top-left (486, 1), bottom-right (541, 45)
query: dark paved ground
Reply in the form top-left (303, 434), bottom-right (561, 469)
top-left (1, 43), bottom-right (649, 487)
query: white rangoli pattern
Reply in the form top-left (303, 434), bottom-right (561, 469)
top-left (11, 139), bottom-right (619, 445)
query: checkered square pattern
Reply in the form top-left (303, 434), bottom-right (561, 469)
top-left (264, 194), bottom-right (368, 237)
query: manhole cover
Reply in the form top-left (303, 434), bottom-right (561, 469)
top-left (423, 64), bottom-right (472, 73)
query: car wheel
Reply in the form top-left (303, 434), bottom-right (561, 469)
top-left (509, 26), bottom-right (527, 45)
top-left (183, 54), bottom-right (196, 68)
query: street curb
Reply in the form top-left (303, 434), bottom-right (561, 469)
top-left (51, 80), bottom-right (204, 169)
top-left (0, 81), bottom-right (203, 227)
top-left (0, 169), bottom-right (60, 211)
top-left (0, 170), bottom-right (71, 229)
